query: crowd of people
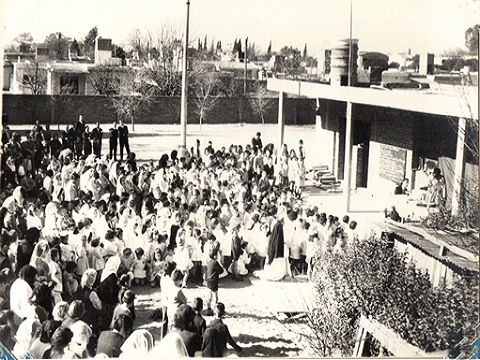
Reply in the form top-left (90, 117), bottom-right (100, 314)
top-left (0, 116), bottom-right (360, 358)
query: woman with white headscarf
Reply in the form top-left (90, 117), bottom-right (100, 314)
top-left (153, 330), bottom-right (188, 358)
top-left (10, 265), bottom-right (37, 323)
top-left (12, 318), bottom-right (41, 358)
top-left (119, 329), bottom-right (155, 358)
top-left (29, 240), bottom-right (52, 279)
top-left (77, 269), bottom-right (102, 333)
top-left (63, 320), bottom-right (93, 359)
top-left (97, 256), bottom-right (121, 329)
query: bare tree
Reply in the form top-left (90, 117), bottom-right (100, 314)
top-left (190, 68), bottom-right (221, 127)
top-left (249, 82), bottom-right (273, 124)
top-left (107, 68), bottom-right (154, 132)
top-left (22, 62), bottom-right (47, 95)
top-left (87, 64), bottom-right (122, 95)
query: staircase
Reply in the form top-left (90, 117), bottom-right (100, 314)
top-left (307, 165), bottom-right (343, 193)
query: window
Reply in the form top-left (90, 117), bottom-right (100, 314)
top-left (59, 75), bottom-right (79, 94)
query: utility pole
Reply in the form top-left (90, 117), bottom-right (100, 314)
top-left (244, 37), bottom-right (248, 96)
top-left (180, 0), bottom-right (190, 149)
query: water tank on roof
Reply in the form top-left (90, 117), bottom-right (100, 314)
top-left (330, 39), bottom-right (358, 86)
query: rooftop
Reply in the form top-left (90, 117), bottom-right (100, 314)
top-left (267, 78), bottom-right (478, 119)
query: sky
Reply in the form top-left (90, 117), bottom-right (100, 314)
top-left (1, 0), bottom-right (479, 58)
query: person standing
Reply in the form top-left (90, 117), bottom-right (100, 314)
top-left (109, 122), bottom-right (119, 161)
top-left (92, 122), bottom-right (103, 158)
top-left (74, 115), bottom-right (86, 159)
top-left (118, 120), bottom-right (130, 161)
top-left (251, 132), bottom-right (263, 151)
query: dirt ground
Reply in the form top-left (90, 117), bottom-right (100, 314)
top-left (133, 275), bottom-right (313, 357)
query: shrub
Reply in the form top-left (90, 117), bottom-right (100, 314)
top-left (306, 236), bottom-right (478, 357)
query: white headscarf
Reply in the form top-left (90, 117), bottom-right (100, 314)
top-left (29, 240), bottom-right (51, 269)
top-left (13, 318), bottom-right (41, 358)
top-left (100, 255), bottom-right (121, 282)
top-left (120, 330), bottom-right (155, 358)
top-left (153, 331), bottom-right (188, 358)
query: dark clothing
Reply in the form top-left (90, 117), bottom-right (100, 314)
top-left (97, 273), bottom-right (120, 328)
top-left (16, 240), bottom-right (35, 274)
top-left (75, 120), bottom-right (86, 137)
top-left (267, 222), bottom-right (284, 265)
top-left (83, 135), bottom-right (92, 156)
top-left (202, 327), bottom-right (222, 357)
top-left (92, 127), bottom-right (103, 157)
top-left (179, 330), bottom-right (202, 357)
top-left (109, 128), bottom-right (118, 160)
top-left (193, 313), bottom-right (207, 336)
top-left (394, 185), bottom-right (407, 195)
top-left (169, 224), bottom-right (180, 250)
top-left (206, 259), bottom-right (223, 292)
top-left (96, 330), bottom-right (125, 358)
top-left (77, 286), bottom-right (100, 330)
top-left (49, 139), bottom-right (62, 159)
top-left (252, 137), bottom-right (263, 150)
top-left (208, 319), bottom-right (240, 356)
top-left (118, 126), bottom-right (130, 161)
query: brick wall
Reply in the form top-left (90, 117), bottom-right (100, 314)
top-left (2, 94), bottom-right (316, 126)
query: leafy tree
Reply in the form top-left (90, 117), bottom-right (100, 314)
top-left (388, 61), bottom-right (400, 69)
top-left (70, 39), bottom-right (80, 57)
top-left (267, 41), bottom-right (272, 58)
top-left (275, 46), bottom-right (303, 78)
top-left (14, 32), bottom-right (34, 50)
top-left (203, 35), bottom-right (207, 52)
top-left (83, 26), bottom-right (98, 60)
top-left (465, 24), bottom-right (479, 53)
top-left (306, 236), bottom-right (478, 357)
top-left (198, 39), bottom-right (202, 51)
top-left (114, 46), bottom-right (127, 65)
top-left (303, 43), bottom-right (308, 59)
top-left (44, 32), bottom-right (71, 60)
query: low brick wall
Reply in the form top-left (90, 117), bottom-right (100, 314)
top-left (2, 94), bottom-right (316, 126)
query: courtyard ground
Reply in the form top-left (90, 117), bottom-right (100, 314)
top-left (133, 275), bottom-right (313, 357)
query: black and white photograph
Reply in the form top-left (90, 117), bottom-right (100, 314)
top-left (0, 0), bottom-right (478, 358)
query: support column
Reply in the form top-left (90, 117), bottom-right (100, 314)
top-left (277, 91), bottom-right (285, 149)
top-left (452, 117), bottom-right (466, 216)
top-left (343, 101), bottom-right (354, 212)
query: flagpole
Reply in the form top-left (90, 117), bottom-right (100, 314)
top-left (180, 0), bottom-right (190, 149)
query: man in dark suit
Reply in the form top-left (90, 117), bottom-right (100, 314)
top-left (74, 115), bottom-right (86, 158)
top-left (109, 122), bottom-right (118, 161)
top-left (91, 122), bottom-right (103, 158)
top-left (118, 120), bottom-right (130, 161)
top-left (96, 315), bottom-right (127, 357)
top-left (174, 304), bottom-right (202, 357)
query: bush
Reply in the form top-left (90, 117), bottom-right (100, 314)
top-left (306, 236), bottom-right (478, 357)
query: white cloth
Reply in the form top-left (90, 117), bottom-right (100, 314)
top-left (154, 331), bottom-right (188, 358)
top-left (10, 279), bottom-right (35, 320)
top-left (254, 250), bottom-right (291, 282)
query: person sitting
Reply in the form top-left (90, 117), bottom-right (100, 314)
top-left (96, 314), bottom-right (131, 358)
top-left (394, 178), bottom-right (409, 195)
top-left (207, 302), bottom-right (242, 356)
top-left (174, 304), bottom-right (202, 357)
top-left (192, 297), bottom-right (206, 336)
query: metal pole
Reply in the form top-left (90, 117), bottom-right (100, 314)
top-left (344, 0), bottom-right (353, 212)
top-left (348, 0), bottom-right (353, 87)
top-left (244, 37), bottom-right (248, 96)
top-left (179, 0), bottom-right (190, 148)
